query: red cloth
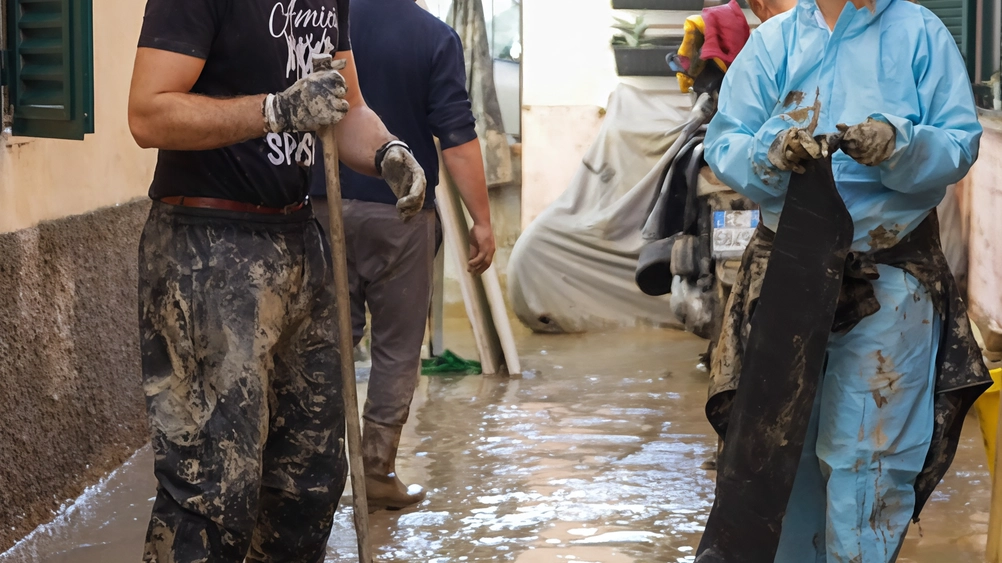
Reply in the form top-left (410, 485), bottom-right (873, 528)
top-left (700, 0), bottom-right (751, 68)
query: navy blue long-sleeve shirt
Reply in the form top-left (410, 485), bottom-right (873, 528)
top-left (310, 0), bottom-right (478, 207)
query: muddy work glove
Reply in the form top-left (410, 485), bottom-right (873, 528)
top-left (768, 127), bottom-right (825, 174)
top-left (264, 70), bottom-right (349, 133)
top-left (836, 118), bottom-right (896, 166)
top-left (376, 141), bottom-right (426, 220)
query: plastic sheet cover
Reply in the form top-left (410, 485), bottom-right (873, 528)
top-left (507, 84), bottom-right (690, 333)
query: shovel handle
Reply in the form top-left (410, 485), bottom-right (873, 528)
top-left (313, 52), bottom-right (374, 563)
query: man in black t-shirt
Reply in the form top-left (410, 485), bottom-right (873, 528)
top-left (128, 1), bottom-right (427, 561)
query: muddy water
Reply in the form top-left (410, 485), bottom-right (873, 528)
top-left (0, 327), bottom-right (992, 562)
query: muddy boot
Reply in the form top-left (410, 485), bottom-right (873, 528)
top-left (362, 421), bottom-right (426, 512)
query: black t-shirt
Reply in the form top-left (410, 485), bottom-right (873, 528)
top-left (138, 0), bottom-right (350, 207)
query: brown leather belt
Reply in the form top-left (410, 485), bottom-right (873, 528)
top-left (158, 196), bottom-right (308, 215)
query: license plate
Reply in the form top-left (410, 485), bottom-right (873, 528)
top-left (712, 210), bottom-right (759, 258)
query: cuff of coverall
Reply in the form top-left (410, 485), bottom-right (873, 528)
top-left (752, 116), bottom-right (796, 195)
top-left (869, 112), bottom-right (912, 173)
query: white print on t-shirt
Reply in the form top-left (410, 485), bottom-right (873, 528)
top-left (267, 131), bottom-right (316, 167)
top-left (270, 0), bottom-right (337, 81)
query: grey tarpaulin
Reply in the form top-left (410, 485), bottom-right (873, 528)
top-left (507, 85), bottom-right (691, 333)
top-left (447, 0), bottom-right (514, 187)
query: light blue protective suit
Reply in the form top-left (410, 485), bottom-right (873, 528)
top-left (703, 0), bottom-right (982, 561)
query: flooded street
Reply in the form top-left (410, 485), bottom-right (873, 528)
top-left (1, 326), bottom-right (993, 562)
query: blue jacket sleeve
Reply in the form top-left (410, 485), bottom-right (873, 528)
top-left (872, 14), bottom-right (982, 194)
top-left (705, 31), bottom-right (794, 203)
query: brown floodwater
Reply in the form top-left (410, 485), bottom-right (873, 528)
top-left (0, 326), bottom-right (992, 562)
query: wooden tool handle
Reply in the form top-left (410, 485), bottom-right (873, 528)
top-left (312, 52), bottom-right (374, 563)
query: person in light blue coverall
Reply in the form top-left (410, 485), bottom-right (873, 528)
top-left (704, 0), bottom-right (982, 559)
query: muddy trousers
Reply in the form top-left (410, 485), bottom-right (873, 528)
top-left (774, 265), bottom-right (939, 563)
top-left (138, 202), bottom-right (348, 563)
top-left (314, 198), bottom-right (438, 429)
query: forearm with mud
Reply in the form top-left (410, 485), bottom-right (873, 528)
top-left (442, 139), bottom-right (492, 227)
top-left (336, 104), bottom-right (395, 177)
top-left (130, 92), bottom-right (268, 151)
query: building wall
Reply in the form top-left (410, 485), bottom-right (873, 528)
top-left (520, 0), bottom-right (617, 230)
top-left (967, 114), bottom-right (1002, 350)
top-left (519, 4), bottom-right (752, 229)
top-left (520, 105), bottom-right (606, 228)
top-left (0, 0), bottom-right (155, 235)
top-left (0, 0), bottom-right (156, 550)
top-left (0, 201), bottom-right (151, 552)
top-left (522, 0), bottom-right (623, 109)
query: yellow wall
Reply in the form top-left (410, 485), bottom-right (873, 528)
top-left (0, 0), bottom-right (156, 235)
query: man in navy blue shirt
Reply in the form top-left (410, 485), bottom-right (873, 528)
top-left (312, 0), bottom-right (495, 511)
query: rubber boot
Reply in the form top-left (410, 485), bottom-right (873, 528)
top-left (362, 420), bottom-right (426, 512)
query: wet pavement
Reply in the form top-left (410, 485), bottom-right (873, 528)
top-left (0, 326), bottom-right (993, 562)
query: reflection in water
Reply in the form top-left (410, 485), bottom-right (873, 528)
top-left (1, 327), bottom-right (992, 562)
top-left (334, 328), bottom-right (717, 563)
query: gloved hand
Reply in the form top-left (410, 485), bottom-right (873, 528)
top-left (836, 118), bottom-right (896, 166)
top-left (378, 143), bottom-right (426, 219)
top-left (768, 127), bottom-right (824, 174)
top-left (264, 70), bottom-right (349, 133)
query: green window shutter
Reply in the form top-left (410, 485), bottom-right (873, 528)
top-left (919, 0), bottom-right (977, 79)
top-left (980, 0), bottom-right (999, 82)
top-left (5, 0), bottom-right (94, 140)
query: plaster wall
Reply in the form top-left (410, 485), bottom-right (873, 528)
top-left (0, 202), bottom-right (151, 552)
top-left (0, 0), bottom-right (155, 549)
top-left (966, 116), bottom-right (1002, 349)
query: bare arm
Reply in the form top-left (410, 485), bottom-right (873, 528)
top-left (333, 51), bottom-right (395, 176)
top-left (128, 48), bottom-right (386, 159)
top-left (443, 138), bottom-right (495, 274)
top-left (128, 48), bottom-right (266, 150)
top-left (443, 139), bottom-right (491, 225)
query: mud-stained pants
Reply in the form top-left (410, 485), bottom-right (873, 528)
top-left (314, 198), bottom-right (438, 429)
top-left (775, 265), bottom-right (939, 563)
top-left (138, 202), bottom-right (348, 563)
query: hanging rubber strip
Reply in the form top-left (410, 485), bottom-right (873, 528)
top-left (695, 154), bottom-right (852, 563)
